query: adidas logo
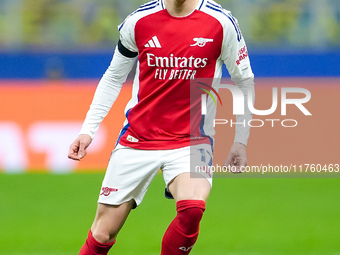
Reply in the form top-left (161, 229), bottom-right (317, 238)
top-left (145, 36), bottom-right (162, 48)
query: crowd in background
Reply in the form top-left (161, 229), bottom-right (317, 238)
top-left (0, 0), bottom-right (339, 51)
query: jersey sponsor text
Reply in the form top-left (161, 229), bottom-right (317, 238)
top-left (147, 53), bottom-right (207, 80)
top-left (147, 53), bottom-right (208, 68)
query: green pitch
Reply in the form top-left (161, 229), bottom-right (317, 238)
top-left (0, 173), bottom-right (339, 255)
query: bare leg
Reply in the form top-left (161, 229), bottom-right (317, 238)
top-left (79, 200), bottom-right (135, 255)
top-left (161, 173), bottom-right (211, 255)
top-left (91, 200), bottom-right (135, 243)
top-left (168, 172), bottom-right (211, 202)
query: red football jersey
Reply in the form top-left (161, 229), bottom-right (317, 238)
top-left (115, 0), bottom-right (253, 149)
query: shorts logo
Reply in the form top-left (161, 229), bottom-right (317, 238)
top-left (100, 187), bottom-right (118, 196)
top-left (190, 38), bottom-right (213, 47)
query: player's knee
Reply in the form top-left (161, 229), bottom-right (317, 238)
top-left (91, 229), bottom-right (115, 244)
top-left (176, 200), bottom-right (206, 235)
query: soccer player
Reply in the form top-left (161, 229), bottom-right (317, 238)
top-left (68, 0), bottom-right (254, 254)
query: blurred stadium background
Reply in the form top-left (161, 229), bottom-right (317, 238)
top-left (0, 0), bottom-right (339, 254)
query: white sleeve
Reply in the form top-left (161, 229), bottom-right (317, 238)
top-left (221, 11), bottom-right (255, 146)
top-left (118, 14), bottom-right (139, 53)
top-left (233, 77), bottom-right (254, 146)
top-left (79, 46), bottom-right (137, 138)
top-left (221, 11), bottom-right (253, 82)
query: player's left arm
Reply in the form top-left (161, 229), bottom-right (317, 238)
top-left (221, 11), bottom-right (255, 171)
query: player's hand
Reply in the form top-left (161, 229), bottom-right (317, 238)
top-left (68, 134), bottom-right (92, 161)
top-left (224, 142), bottom-right (247, 173)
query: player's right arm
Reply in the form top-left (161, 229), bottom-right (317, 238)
top-left (68, 134), bottom-right (92, 160)
top-left (79, 43), bottom-right (137, 138)
top-left (68, 40), bottom-right (138, 161)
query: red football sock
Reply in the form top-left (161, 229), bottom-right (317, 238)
top-left (79, 230), bottom-right (115, 255)
top-left (161, 200), bottom-right (206, 255)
